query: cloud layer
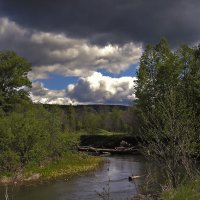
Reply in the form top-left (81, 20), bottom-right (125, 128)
top-left (2, 0), bottom-right (198, 105)
top-left (1, 0), bottom-right (200, 46)
top-left (30, 82), bottom-right (76, 105)
top-left (31, 72), bottom-right (136, 105)
top-left (0, 17), bottom-right (142, 81)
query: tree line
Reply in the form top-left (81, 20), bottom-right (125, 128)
top-left (45, 104), bottom-right (139, 134)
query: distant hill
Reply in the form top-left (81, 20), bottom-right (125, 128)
top-left (43, 104), bottom-right (129, 113)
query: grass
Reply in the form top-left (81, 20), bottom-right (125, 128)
top-left (24, 152), bottom-right (103, 181)
top-left (162, 179), bottom-right (200, 200)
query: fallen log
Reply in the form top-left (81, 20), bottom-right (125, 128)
top-left (128, 175), bottom-right (143, 181)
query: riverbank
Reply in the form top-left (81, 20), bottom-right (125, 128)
top-left (0, 155), bottom-right (143, 200)
top-left (0, 152), bottom-right (103, 185)
top-left (0, 131), bottom-right (135, 186)
top-left (131, 178), bottom-right (200, 200)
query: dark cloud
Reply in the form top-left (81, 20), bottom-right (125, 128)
top-left (1, 0), bottom-right (200, 46)
top-left (0, 17), bottom-right (142, 80)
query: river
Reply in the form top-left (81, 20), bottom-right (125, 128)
top-left (0, 155), bottom-right (147, 200)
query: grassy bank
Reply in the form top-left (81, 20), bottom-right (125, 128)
top-left (0, 130), bottom-right (131, 185)
top-left (25, 152), bottom-right (103, 179)
top-left (162, 179), bottom-right (200, 200)
top-left (0, 151), bottom-right (103, 185)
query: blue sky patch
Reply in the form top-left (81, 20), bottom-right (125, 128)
top-left (37, 73), bottom-right (79, 90)
top-left (36, 64), bottom-right (138, 90)
top-left (97, 64), bottom-right (138, 78)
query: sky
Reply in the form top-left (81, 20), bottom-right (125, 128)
top-left (0, 0), bottom-right (200, 105)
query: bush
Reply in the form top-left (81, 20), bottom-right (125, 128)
top-left (0, 150), bottom-right (20, 172)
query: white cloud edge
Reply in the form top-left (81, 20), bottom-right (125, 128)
top-left (30, 72), bottom-right (137, 105)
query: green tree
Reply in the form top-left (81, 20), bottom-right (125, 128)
top-left (45, 107), bottom-right (63, 160)
top-left (9, 105), bottom-right (51, 165)
top-left (82, 108), bottom-right (100, 134)
top-left (135, 38), bottom-right (181, 112)
top-left (141, 90), bottom-right (196, 188)
top-left (136, 39), bottom-right (198, 189)
top-left (178, 45), bottom-right (200, 116)
top-left (0, 51), bottom-right (32, 112)
top-left (67, 105), bottom-right (76, 132)
top-left (0, 115), bottom-right (20, 172)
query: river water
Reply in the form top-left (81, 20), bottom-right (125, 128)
top-left (0, 155), bottom-right (147, 200)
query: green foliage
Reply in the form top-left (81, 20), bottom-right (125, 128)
top-left (53, 104), bottom-right (139, 134)
top-left (66, 105), bottom-right (76, 131)
top-left (0, 103), bottom-right (68, 173)
top-left (136, 39), bottom-right (200, 117)
top-left (11, 106), bottom-right (50, 164)
top-left (136, 38), bottom-right (182, 111)
top-left (0, 51), bottom-right (32, 112)
top-left (135, 39), bottom-right (200, 188)
top-left (0, 150), bottom-right (20, 172)
top-left (0, 50), bottom-right (137, 177)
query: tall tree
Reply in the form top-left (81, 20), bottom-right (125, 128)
top-left (135, 39), bottom-right (198, 188)
top-left (135, 38), bottom-right (181, 112)
top-left (0, 51), bottom-right (32, 112)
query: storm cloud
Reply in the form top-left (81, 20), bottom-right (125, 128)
top-left (1, 0), bottom-right (200, 105)
top-left (0, 17), bottom-right (142, 80)
top-left (1, 0), bottom-right (200, 46)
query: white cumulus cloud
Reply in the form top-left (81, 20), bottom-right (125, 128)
top-left (30, 73), bottom-right (137, 105)
top-left (30, 82), bottom-right (77, 105)
top-left (66, 72), bottom-right (137, 105)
